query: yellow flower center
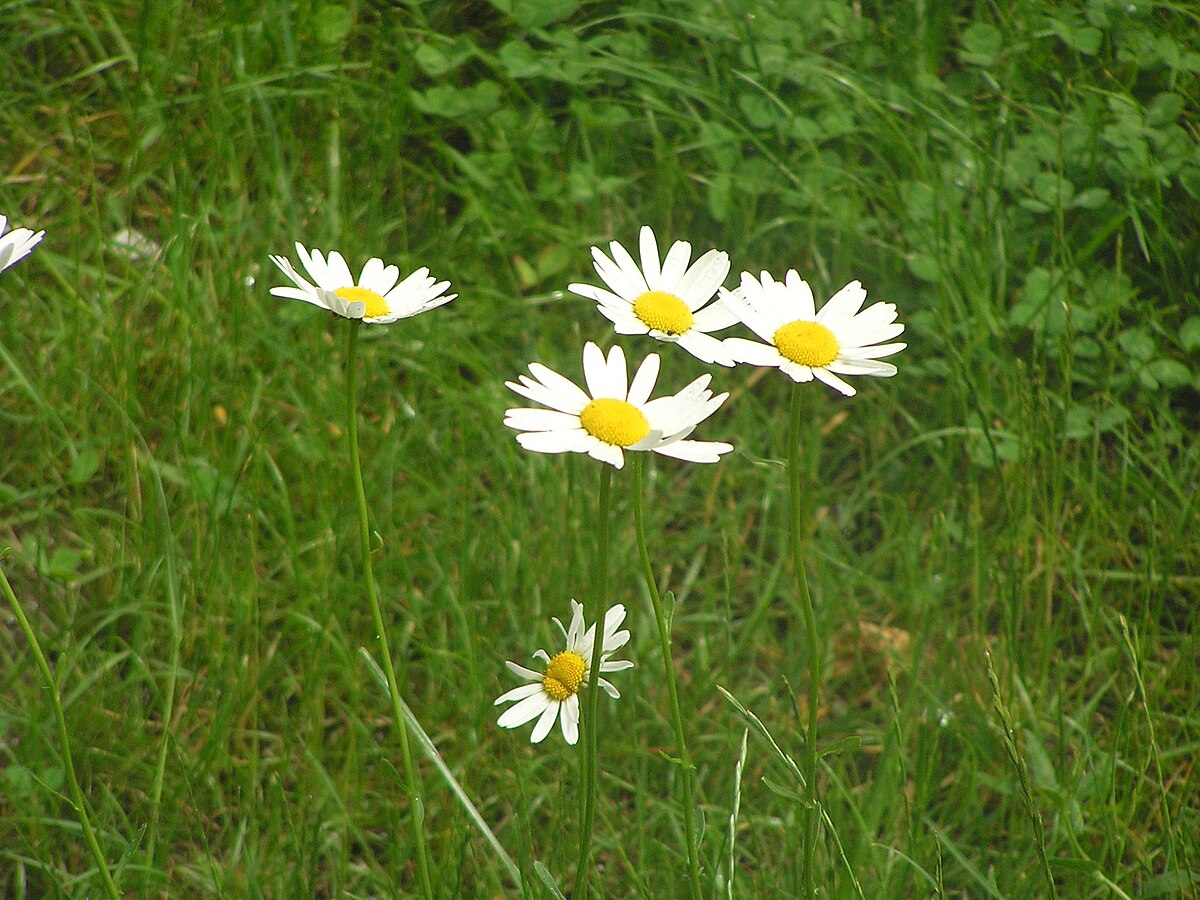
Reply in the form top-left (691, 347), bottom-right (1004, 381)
top-left (579, 398), bottom-right (651, 447)
top-left (336, 285), bottom-right (390, 319)
top-left (543, 651), bottom-right (586, 702)
top-left (773, 320), bottom-right (839, 367)
top-left (632, 290), bottom-right (694, 335)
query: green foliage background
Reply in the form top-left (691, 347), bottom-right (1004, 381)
top-left (1, 0), bottom-right (1197, 896)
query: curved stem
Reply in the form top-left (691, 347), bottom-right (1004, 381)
top-left (788, 386), bottom-right (821, 897)
top-left (633, 455), bottom-right (704, 900)
top-left (573, 464), bottom-right (612, 899)
top-left (345, 322), bottom-right (434, 899)
top-left (1, 561), bottom-right (120, 900)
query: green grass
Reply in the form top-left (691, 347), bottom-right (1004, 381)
top-left (2, 0), bottom-right (1198, 896)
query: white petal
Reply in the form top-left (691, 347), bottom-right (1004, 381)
top-left (658, 237), bottom-right (694, 292)
top-left (843, 341), bottom-right (906, 360)
top-left (626, 353), bottom-right (661, 407)
top-left (358, 257), bottom-right (385, 292)
top-left (639, 226), bottom-right (664, 290)
top-left (529, 701), bottom-right (561, 743)
top-left (586, 443), bottom-right (625, 469)
top-left (674, 248), bottom-right (729, 309)
top-left (721, 284), bottom-right (780, 341)
top-left (591, 250), bottom-right (642, 301)
top-left (783, 270), bottom-right (816, 309)
top-left (567, 601), bottom-right (586, 648)
top-left (295, 244), bottom-right (330, 288)
top-left (840, 322), bottom-right (906, 348)
top-left (559, 696), bottom-right (580, 745)
top-left (569, 282), bottom-right (625, 306)
top-left (828, 358), bottom-right (898, 377)
top-left (270, 287), bottom-right (328, 309)
top-left (608, 309), bottom-right (651, 335)
top-left (582, 342), bottom-right (611, 398)
top-left (602, 605), bottom-right (628, 642)
top-left (515, 430), bottom-right (594, 454)
top-left (497, 692), bottom-right (551, 728)
top-left (600, 659), bottom-right (635, 673)
top-left (654, 439), bottom-right (734, 462)
top-left (723, 337), bottom-right (783, 367)
top-left (676, 331), bottom-right (737, 366)
top-left (505, 662), bottom-right (544, 681)
top-left (609, 239), bottom-right (649, 296)
top-left (325, 250), bottom-right (355, 288)
top-left (521, 364), bottom-right (592, 412)
top-left (494, 682), bottom-right (543, 706)
top-left (838, 302), bottom-right (899, 339)
top-left (270, 255), bottom-right (316, 291)
top-left (596, 677), bottom-right (621, 699)
top-left (691, 297), bottom-right (742, 332)
top-left (503, 408), bottom-right (584, 433)
top-left (778, 361), bottom-right (816, 383)
top-left (817, 280), bottom-right (868, 326)
top-left (813, 367), bottom-right (857, 396)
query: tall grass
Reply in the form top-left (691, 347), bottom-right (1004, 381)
top-left (2, 1), bottom-right (1197, 896)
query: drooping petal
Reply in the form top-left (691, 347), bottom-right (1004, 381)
top-left (812, 367), bottom-right (856, 396)
top-left (559, 696), bottom-right (580, 745)
top-left (529, 701), bottom-right (561, 744)
top-left (497, 692), bottom-right (551, 729)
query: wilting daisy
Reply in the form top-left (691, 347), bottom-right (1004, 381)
top-left (720, 270), bottom-right (905, 396)
top-left (568, 226), bottom-right (739, 365)
top-left (269, 242), bottom-right (455, 323)
top-left (495, 601), bottom-right (633, 745)
top-left (0, 215), bottom-right (45, 275)
top-left (505, 342), bottom-right (733, 469)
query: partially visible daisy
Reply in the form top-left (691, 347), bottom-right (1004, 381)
top-left (504, 341), bottom-right (733, 469)
top-left (0, 215), bottom-right (45, 274)
top-left (569, 226), bottom-right (739, 365)
top-left (269, 242), bottom-right (455, 324)
top-left (720, 270), bottom-right (906, 396)
top-left (495, 600), bottom-right (633, 745)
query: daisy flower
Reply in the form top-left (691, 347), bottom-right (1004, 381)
top-left (720, 270), bottom-right (906, 396)
top-left (504, 341), bottom-right (733, 469)
top-left (269, 242), bottom-right (455, 324)
top-left (0, 215), bottom-right (45, 275)
top-left (568, 226), bottom-right (740, 365)
top-left (495, 600), bottom-right (633, 745)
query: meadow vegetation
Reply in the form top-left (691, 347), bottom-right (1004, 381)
top-left (1, 0), bottom-right (1198, 896)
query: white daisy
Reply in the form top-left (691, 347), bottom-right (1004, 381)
top-left (720, 270), bottom-right (906, 396)
top-left (495, 600), bottom-right (633, 745)
top-left (504, 341), bottom-right (734, 469)
top-left (568, 226), bottom-right (740, 365)
top-left (269, 242), bottom-right (456, 324)
top-left (0, 215), bottom-right (45, 274)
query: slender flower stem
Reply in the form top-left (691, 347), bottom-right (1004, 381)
top-left (574, 464), bottom-right (612, 899)
top-left (1, 560), bottom-right (120, 900)
top-left (788, 386), bottom-right (822, 897)
top-left (345, 322), bottom-right (434, 899)
top-left (633, 455), bottom-right (704, 900)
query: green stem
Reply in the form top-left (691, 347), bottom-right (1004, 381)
top-left (1, 560), bottom-right (120, 899)
top-left (573, 463), bottom-right (612, 899)
top-left (633, 455), bottom-right (704, 900)
top-left (788, 386), bottom-right (821, 897)
top-left (345, 322), bottom-right (433, 899)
